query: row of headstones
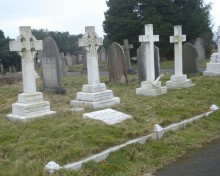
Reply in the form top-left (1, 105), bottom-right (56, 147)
top-left (6, 25), bottom-right (220, 122)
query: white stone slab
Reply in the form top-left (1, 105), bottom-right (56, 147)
top-left (83, 108), bottom-right (131, 125)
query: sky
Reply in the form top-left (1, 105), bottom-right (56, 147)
top-left (0, 0), bottom-right (219, 39)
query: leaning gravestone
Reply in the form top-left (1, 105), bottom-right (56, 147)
top-left (108, 42), bottom-right (128, 84)
top-left (7, 26), bottom-right (55, 121)
top-left (40, 37), bottom-right (66, 94)
top-left (122, 39), bottom-right (133, 69)
top-left (194, 37), bottom-right (206, 60)
top-left (182, 42), bottom-right (199, 74)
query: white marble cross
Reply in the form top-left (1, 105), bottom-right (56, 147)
top-left (218, 26), bottom-right (220, 54)
top-left (170, 25), bottom-right (186, 76)
top-left (9, 26), bottom-right (43, 93)
top-left (139, 24), bottom-right (159, 81)
top-left (78, 26), bottom-right (103, 85)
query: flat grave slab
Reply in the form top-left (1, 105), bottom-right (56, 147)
top-left (83, 108), bottom-right (132, 125)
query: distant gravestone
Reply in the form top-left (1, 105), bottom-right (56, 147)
top-left (182, 42), bottom-right (199, 74)
top-left (108, 42), bottom-right (128, 83)
top-left (194, 38), bottom-right (206, 60)
top-left (137, 44), bottom-right (160, 82)
top-left (122, 39), bottom-right (133, 69)
top-left (83, 108), bottom-right (132, 125)
top-left (60, 52), bottom-right (66, 77)
top-left (41, 37), bottom-right (66, 94)
top-left (98, 46), bottom-right (107, 61)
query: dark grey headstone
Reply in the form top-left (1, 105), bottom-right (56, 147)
top-left (40, 37), bottom-right (66, 94)
top-left (108, 42), bottom-right (128, 83)
top-left (59, 52), bottom-right (66, 77)
top-left (122, 39), bottom-right (133, 69)
top-left (137, 43), bottom-right (160, 82)
top-left (98, 46), bottom-right (107, 61)
top-left (182, 42), bottom-right (199, 74)
top-left (194, 38), bottom-right (206, 60)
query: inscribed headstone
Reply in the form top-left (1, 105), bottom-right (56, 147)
top-left (194, 38), bottom-right (206, 60)
top-left (108, 42), bottom-right (128, 84)
top-left (7, 26), bottom-right (55, 121)
top-left (182, 42), bottom-right (199, 74)
top-left (40, 37), bottom-right (66, 94)
top-left (83, 108), bottom-right (131, 125)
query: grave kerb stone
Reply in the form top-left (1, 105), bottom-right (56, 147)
top-left (139, 24), bottom-right (159, 81)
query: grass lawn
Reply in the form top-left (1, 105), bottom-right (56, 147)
top-left (0, 73), bottom-right (220, 176)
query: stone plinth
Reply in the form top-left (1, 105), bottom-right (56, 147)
top-left (203, 53), bottom-right (220, 76)
top-left (7, 92), bottom-right (55, 122)
top-left (166, 75), bottom-right (193, 89)
top-left (136, 81), bottom-right (167, 96)
top-left (70, 83), bottom-right (120, 111)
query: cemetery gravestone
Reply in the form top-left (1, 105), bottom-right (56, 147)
top-left (83, 108), bottom-right (131, 125)
top-left (122, 39), bottom-right (133, 69)
top-left (136, 24), bottom-right (167, 96)
top-left (182, 42), bottom-right (199, 74)
top-left (194, 37), bottom-right (206, 60)
top-left (203, 26), bottom-right (220, 76)
top-left (40, 37), bottom-right (66, 94)
top-left (98, 46), bottom-right (107, 61)
top-left (7, 26), bottom-right (55, 121)
top-left (59, 52), bottom-right (67, 77)
top-left (166, 25), bottom-right (193, 89)
top-left (137, 44), bottom-right (160, 82)
top-left (70, 26), bottom-right (120, 111)
top-left (108, 42), bottom-right (128, 84)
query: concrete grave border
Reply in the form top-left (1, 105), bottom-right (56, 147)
top-left (45, 110), bottom-right (214, 173)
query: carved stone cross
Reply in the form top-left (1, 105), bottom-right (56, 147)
top-left (78, 26), bottom-right (102, 57)
top-left (123, 39), bottom-right (133, 68)
top-left (9, 26), bottom-right (43, 93)
top-left (139, 24), bottom-right (159, 81)
top-left (170, 25), bottom-right (186, 76)
top-left (78, 26), bottom-right (103, 85)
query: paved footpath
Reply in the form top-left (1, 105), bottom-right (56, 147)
top-left (153, 138), bottom-right (220, 176)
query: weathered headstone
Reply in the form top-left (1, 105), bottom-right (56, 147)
top-left (40, 37), bottom-right (66, 94)
top-left (108, 42), bottom-right (128, 84)
top-left (203, 26), bottom-right (220, 76)
top-left (182, 42), bottom-right (199, 74)
top-left (70, 26), bottom-right (120, 111)
top-left (59, 52), bottom-right (66, 77)
top-left (83, 108), bottom-right (131, 125)
top-left (98, 46), bottom-right (107, 61)
top-left (136, 24), bottom-right (167, 96)
top-left (7, 26), bottom-right (55, 121)
top-left (194, 37), bottom-right (206, 60)
top-left (166, 25), bottom-right (193, 89)
top-left (137, 44), bottom-right (160, 82)
top-left (122, 39), bottom-right (133, 69)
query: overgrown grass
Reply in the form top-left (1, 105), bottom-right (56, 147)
top-left (1, 73), bottom-right (220, 176)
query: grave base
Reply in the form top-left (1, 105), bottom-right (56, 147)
top-left (7, 92), bottom-right (56, 122)
top-left (166, 75), bottom-right (194, 89)
top-left (136, 81), bottom-right (167, 96)
top-left (70, 83), bottom-right (120, 111)
top-left (70, 97), bottom-right (120, 111)
top-left (203, 63), bottom-right (220, 76)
